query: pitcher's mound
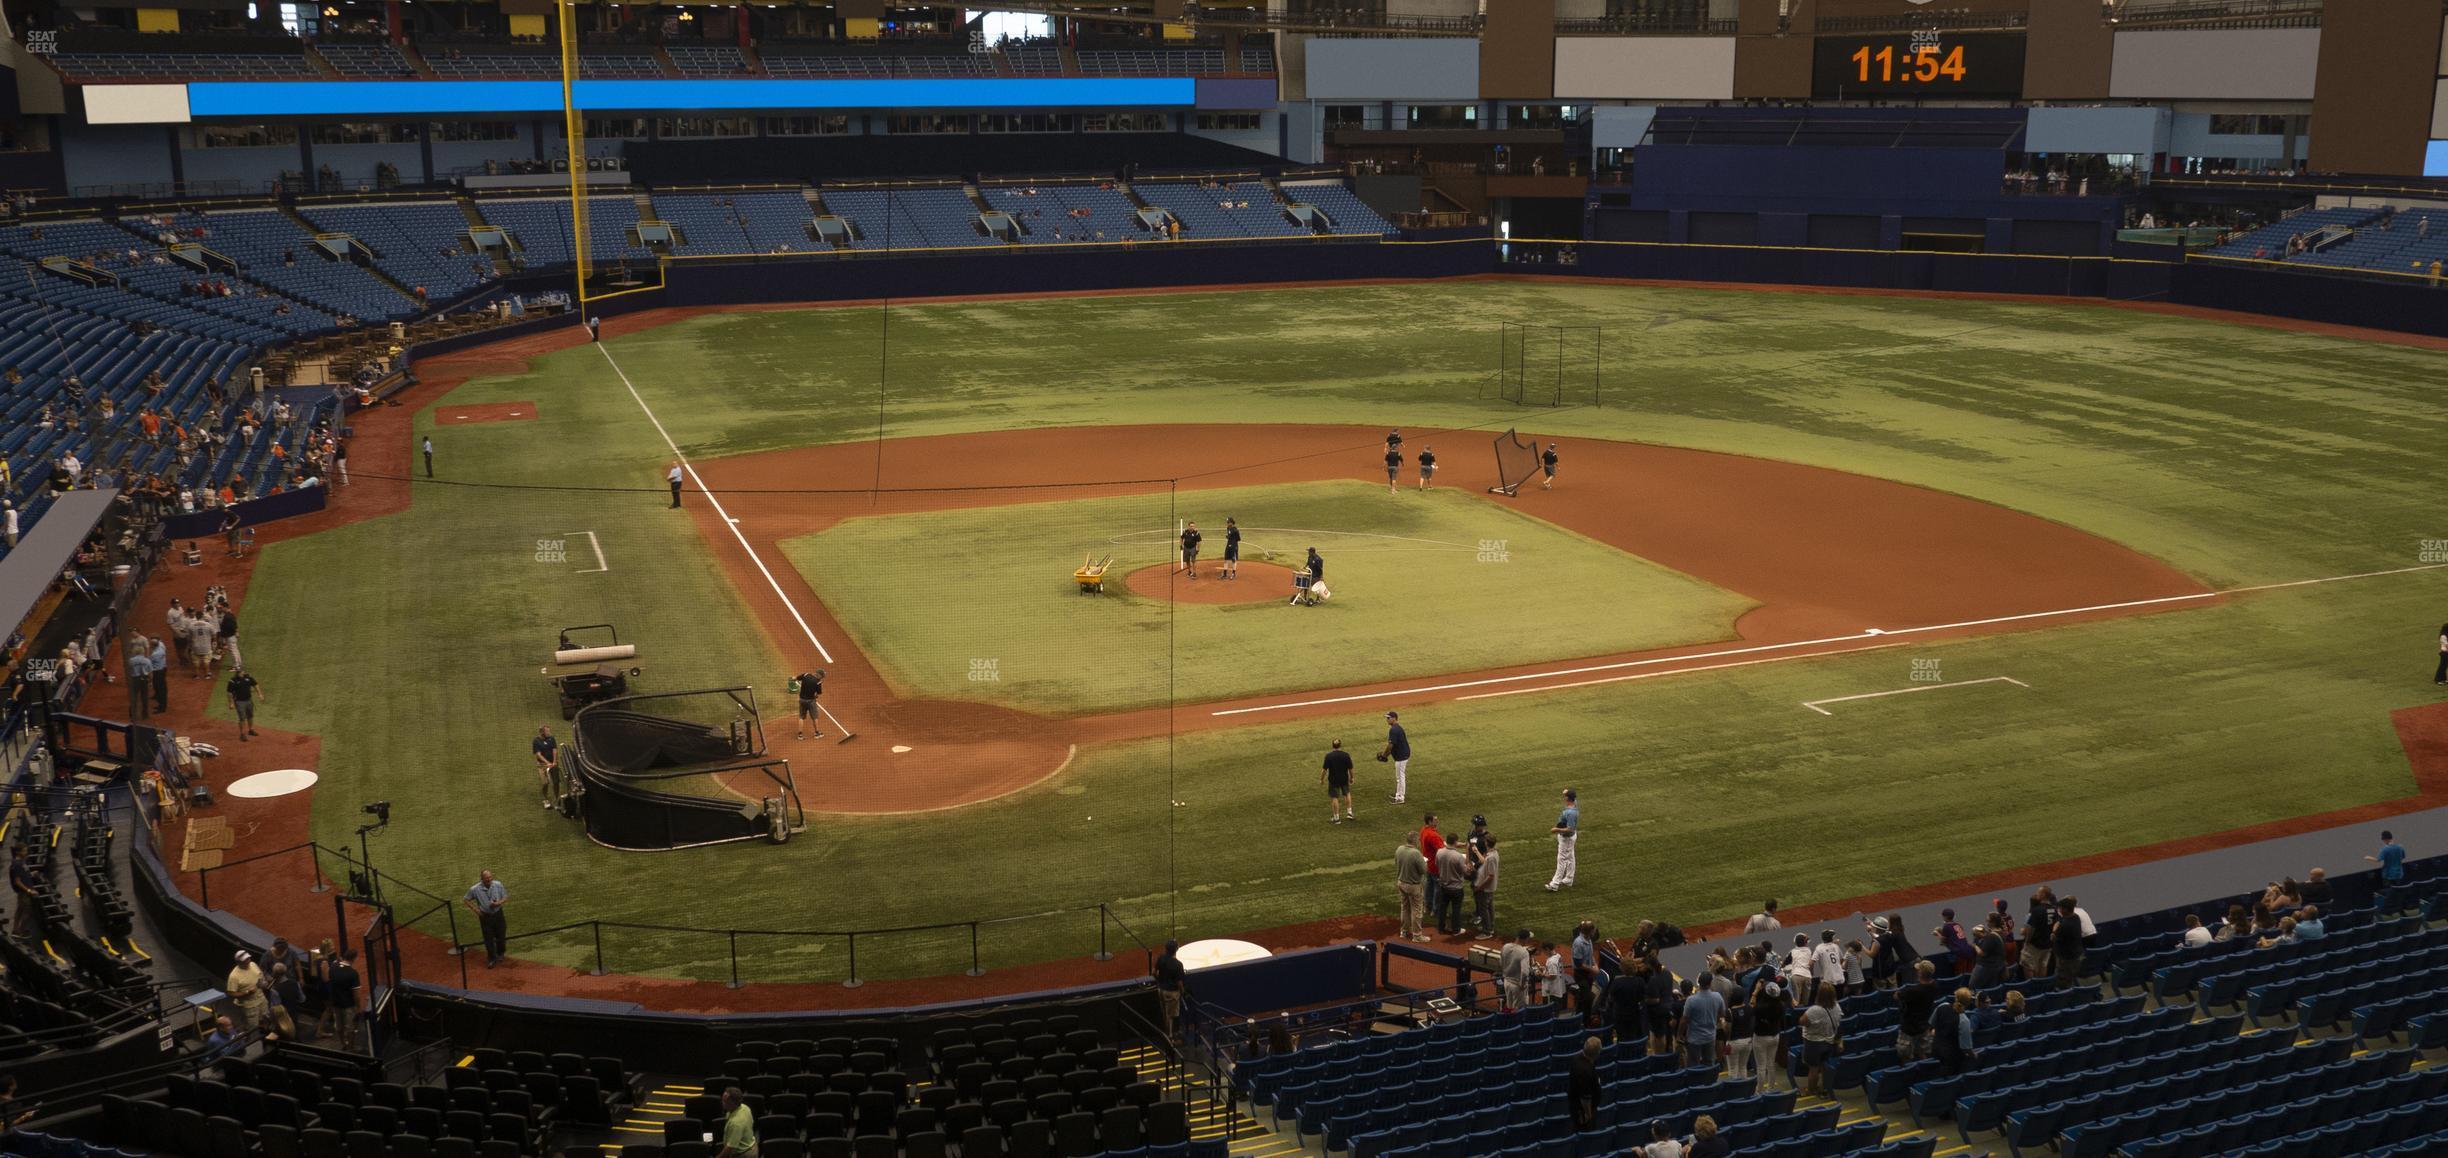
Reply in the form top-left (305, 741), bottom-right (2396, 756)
top-left (1122, 561), bottom-right (1299, 604)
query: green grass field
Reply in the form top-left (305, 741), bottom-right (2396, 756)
top-left (781, 480), bottom-right (1753, 714)
top-left (225, 281), bottom-right (2448, 981)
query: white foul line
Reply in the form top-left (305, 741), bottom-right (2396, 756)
top-left (571, 530), bottom-right (608, 574)
top-left (1802, 675), bottom-right (2028, 716)
top-left (594, 343), bottom-right (836, 665)
top-left (1213, 561), bottom-right (2448, 717)
top-left (1459, 642), bottom-right (1906, 702)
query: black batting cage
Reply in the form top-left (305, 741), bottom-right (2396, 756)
top-left (560, 687), bottom-right (807, 851)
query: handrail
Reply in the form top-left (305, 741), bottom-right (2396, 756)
top-left (432, 900), bottom-right (1155, 989)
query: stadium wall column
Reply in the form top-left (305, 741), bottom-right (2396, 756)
top-left (2309, 0), bottom-right (2445, 176)
top-left (2023, 0), bottom-right (2115, 100)
top-left (1479, 0), bottom-right (1555, 100)
top-left (1733, 0), bottom-right (1814, 98)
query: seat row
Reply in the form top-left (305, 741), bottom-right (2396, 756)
top-left (2054, 1049), bottom-right (2423, 1158)
top-left (1949, 1024), bottom-right (2311, 1141)
top-left (620, 1100), bottom-right (1198, 1158)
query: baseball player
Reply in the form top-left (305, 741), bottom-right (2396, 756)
top-left (1383, 445), bottom-right (1403, 495)
top-left (792, 670), bottom-right (824, 740)
top-left (1179, 521), bottom-right (1203, 579)
top-left (1321, 739), bottom-right (1355, 823)
top-left (1542, 442), bottom-right (1560, 490)
top-left (1417, 445), bottom-right (1436, 490)
top-left (1221, 518), bottom-right (1241, 580)
top-left (1546, 789), bottom-right (1579, 890)
top-left (1379, 711), bottom-right (1412, 804)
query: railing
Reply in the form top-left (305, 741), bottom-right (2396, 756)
top-left (444, 901), bottom-right (1152, 990)
top-left (2107, 0), bottom-right (2323, 29)
top-left (1817, 11), bottom-right (2028, 33)
top-left (1554, 15), bottom-right (1737, 35)
top-left (172, 830), bottom-right (1167, 988)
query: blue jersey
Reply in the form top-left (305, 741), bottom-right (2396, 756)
top-left (1386, 724), bottom-right (1410, 760)
top-left (1556, 805), bottom-right (1580, 835)
top-left (2380, 843), bottom-right (2407, 881)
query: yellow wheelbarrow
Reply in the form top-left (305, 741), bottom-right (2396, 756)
top-left (1075, 553), bottom-right (1115, 594)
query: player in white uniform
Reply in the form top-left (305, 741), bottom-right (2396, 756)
top-left (1546, 789), bottom-right (1579, 890)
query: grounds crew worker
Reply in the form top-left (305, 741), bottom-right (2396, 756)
top-left (792, 670), bottom-right (824, 740)
top-left (1179, 521), bottom-right (1202, 579)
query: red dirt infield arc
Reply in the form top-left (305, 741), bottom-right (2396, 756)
top-left (123, 279), bottom-right (2448, 1013)
top-left (1121, 561), bottom-right (1299, 603)
top-left (433, 400), bottom-right (538, 425)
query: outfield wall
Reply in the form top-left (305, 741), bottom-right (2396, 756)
top-left (655, 236), bottom-right (1489, 307)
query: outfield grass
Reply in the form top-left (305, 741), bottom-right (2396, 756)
top-left (779, 480), bottom-right (1753, 714)
top-left (221, 281), bottom-right (2448, 981)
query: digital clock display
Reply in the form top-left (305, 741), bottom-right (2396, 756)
top-left (1812, 32), bottom-right (2026, 98)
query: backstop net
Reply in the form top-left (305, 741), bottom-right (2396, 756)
top-left (1489, 322), bottom-right (1603, 407)
top-left (1489, 428), bottom-right (1543, 496)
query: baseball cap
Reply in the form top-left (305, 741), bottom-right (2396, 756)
top-left (1385, 711), bottom-right (1398, 719)
top-left (1471, 815), bottom-right (1487, 826)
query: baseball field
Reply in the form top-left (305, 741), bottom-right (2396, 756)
top-left (217, 278), bottom-right (2447, 985)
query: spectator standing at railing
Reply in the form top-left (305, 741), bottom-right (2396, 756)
top-left (1153, 941), bottom-right (1185, 1041)
top-left (226, 950), bottom-right (269, 1031)
top-left (1747, 978), bottom-right (1788, 1091)
top-left (1970, 914), bottom-right (2009, 990)
top-left (326, 946), bottom-right (361, 1047)
top-left (8, 847), bottom-right (38, 938)
top-left (147, 634), bottom-right (168, 715)
top-left (1677, 974), bottom-right (1725, 1071)
top-left (465, 869), bottom-right (509, 968)
top-left (1432, 836), bottom-right (1470, 936)
top-left (1470, 836), bottom-right (1499, 939)
top-left (1499, 929), bottom-right (1532, 1009)
top-left (1392, 833), bottom-right (1426, 943)
top-left (2051, 897), bottom-right (2085, 984)
top-left (123, 638), bottom-right (152, 722)
top-left (1894, 960), bottom-right (1938, 1062)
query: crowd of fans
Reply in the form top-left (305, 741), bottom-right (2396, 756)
top-left (1358, 824), bottom-right (2420, 1151)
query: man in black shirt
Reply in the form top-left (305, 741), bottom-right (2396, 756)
top-left (1566, 1036), bottom-right (1601, 1131)
top-left (1152, 941), bottom-right (1187, 1042)
top-left (1320, 740), bottom-right (1355, 823)
top-left (1221, 518), bottom-right (1241, 580)
top-left (225, 667), bottom-right (262, 741)
top-left (1178, 521), bottom-right (1202, 580)
top-left (793, 670), bottom-right (823, 740)
top-left (1541, 443), bottom-right (1560, 490)
top-left (1416, 445), bottom-right (1436, 490)
top-left (1894, 960), bottom-right (1939, 1062)
top-left (531, 726), bottom-right (558, 809)
top-left (1382, 447), bottom-right (1402, 495)
top-left (1970, 915), bottom-right (2008, 990)
top-left (8, 848), bottom-right (39, 938)
top-left (327, 946), bottom-right (362, 1048)
top-left (1605, 964), bottom-right (1644, 1047)
top-left (2052, 898), bottom-right (2085, 984)
top-left (1290, 547), bottom-right (1325, 606)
